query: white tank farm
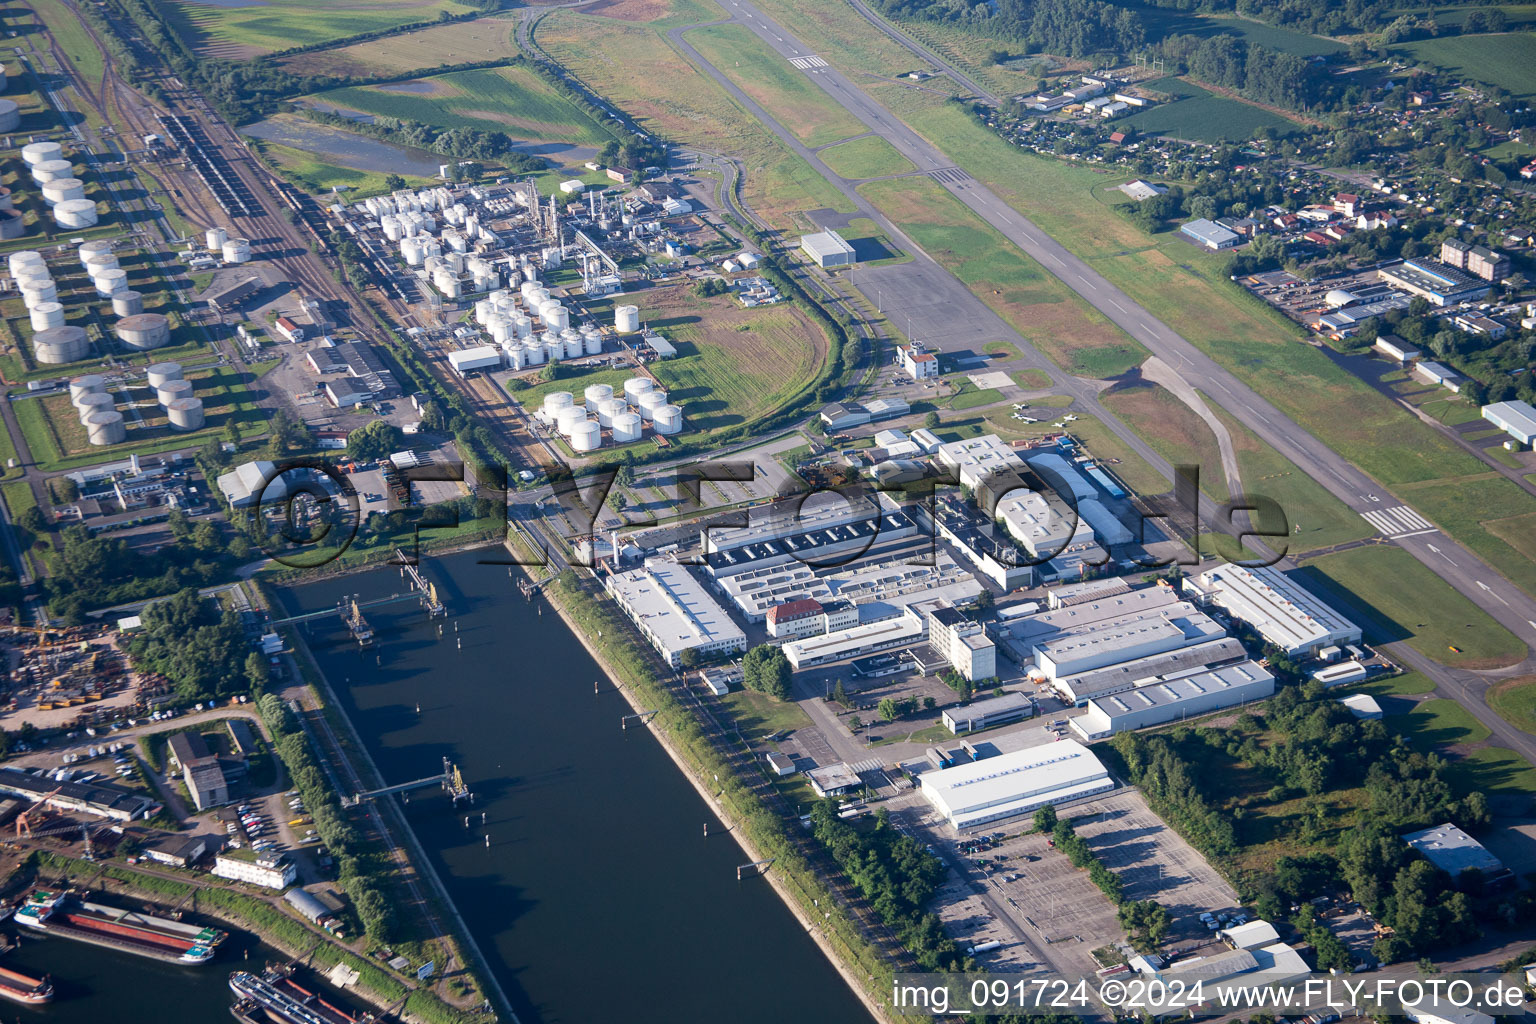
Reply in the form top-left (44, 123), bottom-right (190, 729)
top-left (512, 314), bottom-right (533, 340)
top-left (41, 178), bottom-right (85, 205)
top-left (74, 392), bottom-right (115, 422)
top-left (205, 227), bottom-right (229, 251)
top-left (69, 375), bottom-right (106, 404)
top-left (638, 389), bottom-right (669, 421)
top-left (93, 269), bottom-right (129, 297)
top-left (486, 315), bottom-right (512, 344)
top-left (583, 383), bottom-right (613, 409)
top-left (503, 343), bottom-right (526, 371)
top-left (611, 411), bottom-right (642, 444)
top-left (542, 391), bottom-right (574, 418)
top-left (582, 326), bottom-right (603, 355)
top-left (615, 304), bottom-right (640, 334)
top-left (543, 337), bottom-right (563, 363)
top-left (221, 238), bottom-right (252, 264)
top-left (20, 280), bottom-right (57, 307)
top-left (556, 405), bottom-right (587, 437)
top-left (0, 99), bottom-right (19, 134)
top-left (34, 326), bottom-right (89, 364)
top-left (146, 361), bottom-right (183, 389)
top-left (31, 159), bottom-right (72, 184)
top-left (84, 410), bottom-right (126, 446)
top-left (116, 312), bottom-right (171, 350)
top-left (596, 397), bottom-right (627, 428)
top-left (474, 299), bottom-right (494, 324)
top-left (561, 328), bottom-right (583, 359)
top-left (156, 378), bottom-right (194, 406)
top-left (13, 260), bottom-right (51, 287)
top-left (623, 377), bottom-right (653, 405)
top-left (569, 419), bottom-right (601, 453)
top-left (78, 239), bottom-right (112, 260)
top-left (111, 291), bottom-right (144, 317)
top-left (9, 251), bottom-right (44, 276)
top-left (166, 397), bottom-right (205, 431)
top-left (53, 199), bottom-right (97, 229)
top-left (28, 302), bottom-right (64, 331)
top-left (0, 210), bottom-right (23, 240)
top-left (521, 339), bottom-right (545, 365)
top-left (654, 404), bottom-right (683, 434)
top-left (21, 142), bottom-right (63, 167)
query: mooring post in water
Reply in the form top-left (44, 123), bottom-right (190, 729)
top-left (703, 822), bottom-right (708, 838)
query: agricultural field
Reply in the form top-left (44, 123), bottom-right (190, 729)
top-left (308, 65), bottom-right (613, 146)
top-left (1133, 4), bottom-right (1345, 56)
top-left (277, 14), bottom-right (520, 77)
top-left (818, 136), bottom-right (915, 180)
top-left (154, 0), bottom-right (482, 59)
top-left (1116, 76), bottom-right (1302, 142)
top-left (537, 2), bottom-right (853, 230)
top-left (686, 24), bottom-right (865, 148)
top-left (1391, 31), bottom-right (1536, 100)
top-left (856, 175), bottom-right (1145, 378)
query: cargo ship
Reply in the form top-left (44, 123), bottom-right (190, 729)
top-left (229, 968), bottom-right (382, 1024)
top-left (0, 961), bottom-right (53, 1005)
top-left (14, 890), bottom-right (226, 964)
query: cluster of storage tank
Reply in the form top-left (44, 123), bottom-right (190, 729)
top-left (68, 375), bottom-right (125, 446)
top-left (24, 143), bottom-right (97, 230)
top-left (12, 250), bottom-right (87, 364)
top-left (474, 284), bottom-right (604, 370)
top-left (145, 361), bottom-right (205, 431)
top-left (206, 227), bottom-right (251, 264)
top-left (424, 251), bottom-right (500, 300)
top-left (539, 376), bottom-right (682, 452)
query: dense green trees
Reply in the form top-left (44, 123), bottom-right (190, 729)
top-left (1118, 899), bottom-right (1172, 953)
top-left (125, 588), bottom-right (250, 703)
top-left (47, 526), bottom-right (237, 621)
top-left (742, 645), bottom-right (792, 700)
top-left (345, 420), bottom-right (402, 462)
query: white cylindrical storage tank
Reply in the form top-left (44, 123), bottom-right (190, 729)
top-left (74, 391), bottom-right (114, 422)
top-left (29, 302), bottom-right (64, 331)
top-left (0, 187), bottom-right (14, 212)
top-left (596, 397), bottom-right (627, 428)
top-left (519, 280), bottom-right (539, 304)
top-left (205, 226), bottom-right (229, 251)
top-left (0, 210), bottom-right (24, 239)
top-left (83, 252), bottom-right (119, 277)
top-left (21, 142), bottom-right (62, 167)
top-left (570, 419), bottom-right (601, 453)
top-left (53, 199), bottom-right (97, 229)
top-left (542, 391), bottom-right (574, 418)
top-left (401, 236), bottom-right (426, 266)
top-left (522, 339), bottom-right (545, 366)
top-left (544, 338), bottom-right (563, 364)
top-left (8, 251), bottom-right (43, 276)
top-left (34, 326), bottom-right (89, 364)
top-left (611, 412), bottom-right (642, 444)
top-left (84, 410), bottom-right (126, 446)
top-left (381, 214), bottom-right (403, 242)
top-left (78, 239), bottom-right (113, 261)
top-left (639, 389), bottom-right (668, 421)
top-left (615, 304), bottom-right (640, 334)
top-left (561, 328), bottom-right (583, 360)
top-left (487, 315), bottom-right (513, 344)
top-left (221, 238), bottom-right (251, 264)
top-left (69, 374), bottom-right (106, 405)
top-left (0, 99), bottom-right (19, 133)
top-left (582, 326), bottom-right (603, 355)
top-left (167, 397), bottom-right (205, 431)
top-left (156, 378), bottom-right (194, 407)
top-left (504, 344), bottom-right (526, 371)
top-left (584, 383), bottom-right (613, 409)
top-left (474, 298), bottom-right (494, 324)
top-left (556, 406), bottom-right (586, 437)
top-left (13, 260), bottom-right (50, 287)
top-left (111, 291), bottom-right (143, 317)
top-left (623, 377), bottom-right (653, 405)
top-left (654, 404), bottom-right (683, 435)
top-left (94, 268), bottom-right (128, 297)
top-left (20, 280), bottom-right (57, 307)
top-left (41, 178), bottom-right (84, 205)
top-left (31, 158), bottom-right (72, 183)
top-left (116, 312), bottom-right (171, 350)
top-left (545, 305), bottom-right (569, 332)
top-left (146, 361), bottom-right (182, 390)
top-left (512, 314), bottom-right (533, 340)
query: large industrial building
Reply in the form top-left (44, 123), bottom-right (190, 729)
top-left (1402, 823), bottom-right (1509, 882)
top-left (918, 740), bottom-right (1114, 831)
top-left (605, 558), bottom-right (747, 668)
top-left (782, 614), bottom-right (926, 670)
top-left (918, 600), bottom-right (996, 682)
top-left (1482, 400), bottom-right (1536, 447)
top-left (1378, 259), bottom-right (1491, 306)
top-left (1050, 637), bottom-right (1250, 705)
top-left (0, 766), bottom-right (160, 822)
top-left (1071, 661), bottom-right (1275, 738)
top-left (942, 691), bottom-right (1034, 735)
top-left (800, 229), bottom-right (856, 268)
top-left (1184, 563), bottom-right (1360, 658)
top-left (167, 731), bottom-right (229, 811)
top-left (1008, 585), bottom-right (1224, 680)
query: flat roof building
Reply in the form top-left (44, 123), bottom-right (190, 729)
top-left (0, 766), bottom-right (159, 822)
top-left (1010, 587), bottom-right (1224, 680)
top-left (1180, 218), bottom-right (1240, 250)
top-left (807, 762), bottom-right (863, 798)
top-left (942, 691), bottom-right (1034, 735)
top-left (1403, 823), bottom-right (1507, 881)
top-left (1071, 661), bottom-right (1275, 739)
top-left (1482, 400), bottom-right (1536, 446)
top-left (919, 600), bottom-right (996, 682)
top-left (1185, 563), bottom-right (1360, 658)
top-left (919, 740), bottom-right (1113, 831)
top-left (1049, 637), bottom-right (1249, 705)
top-left (1378, 259), bottom-right (1491, 306)
top-left (800, 229), bottom-right (856, 268)
top-left (782, 614), bottom-right (925, 669)
top-left (213, 850), bottom-right (295, 890)
top-left (605, 558), bottom-right (747, 668)
top-left (1221, 919), bottom-right (1281, 950)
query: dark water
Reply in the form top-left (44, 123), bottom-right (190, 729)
top-left (276, 551), bottom-right (870, 1024)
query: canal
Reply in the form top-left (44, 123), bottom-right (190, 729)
top-left (277, 551), bottom-right (870, 1024)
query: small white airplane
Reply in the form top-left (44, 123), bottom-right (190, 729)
top-left (1062, 414), bottom-right (1078, 422)
top-left (1013, 402), bottom-right (1030, 410)
top-left (1051, 422), bottom-right (1064, 428)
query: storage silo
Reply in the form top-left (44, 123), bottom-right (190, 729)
top-left (205, 226), bottom-right (229, 251)
top-left (615, 304), bottom-right (640, 334)
top-left (13, 260), bottom-right (50, 287)
top-left (146, 361), bottom-right (183, 390)
top-left (654, 404), bottom-right (683, 435)
top-left (28, 302), bottom-right (65, 331)
top-left (561, 328), bottom-right (583, 360)
top-left (400, 236), bottom-right (426, 266)
top-left (487, 315), bottom-right (513, 344)
top-left (166, 397), bottom-right (205, 431)
top-left (623, 377), bottom-right (653, 405)
top-left (84, 410), bottom-right (126, 446)
top-left (544, 337), bottom-right (563, 364)
top-left (0, 210), bottom-right (23, 240)
top-left (116, 312), bottom-right (171, 350)
top-left (221, 238), bottom-right (252, 264)
top-left (111, 291), bottom-right (144, 317)
top-left (638, 389), bottom-right (668, 421)
top-left (521, 339), bottom-right (545, 366)
top-left (74, 391), bottom-right (115, 422)
top-left (0, 99), bottom-right (19, 133)
top-left (474, 298), bottom-right (494, 324)
top-left (93, 268), bottom-right (128, 297)
top-left (583, 383), bottom-right (613, 410)
top-left (8, 251), bottom-right (43, 276)
top-left (542, 391), bottom-right (574, 419)
top-left (543, 304), bottom-right (569, 332)
top-left (582, 326), bottom-right (604, 355)
top-left (33, 326), bottom-right (89, 364)
top-left (84, 251), bottom-right (119, 277)
top-left (596, 397), bottom-right (628, 429)
top-left (556, 406), bottom-right (586, 437)
top-left (30, 158), bottom-right (72, 183)
top-left (53, 199), bottom-right (97, 229)
top-left (156, 378), bottom-right (194, 407)
top-left (611, 411), bottom-right (642, 444)
top-left (0, 187), bottom-right (13, 212)
top-left (569, 419), bottom-right (601, 453)
top-left (78, 239), bottom-right (112, 261)
top-left (21, 142), bottom-right (63, 167)
top-left (20, 279), bottom-right (57, 307)
top-left (41, 178), bottom-right (85, 205)
top-left (69, 374), bottom-right (106, 405)
top-left (503, 343), bottom-right (526, 371)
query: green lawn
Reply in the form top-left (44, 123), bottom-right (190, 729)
top-left (1392, 32), bottom-right (1536, 100)
top-left (818, 136), bottom-right (917, 179)
top-left (1356, 671), bottom-right (1438, 698)
top-left (1297, 546), bottom-right (1527, 670)
top-left (1134, 5), bottom-right (1345, 56)
top-left (1487, 676), bottom-right (1536, 735)
top-left (158, 0), bottom-right (482, 57)
top-left (946, 380), bottom-right (1004, 411)
top-left (1, 479), bottom-right (36, 520)
top-left (1116, 76), bottom-right (1302, 142)
top-left (720, 688), bottom-right (811, 740)
top-left (1012, 368), bottom-right (1051, 389)
top-left (1447, 746), bottom-right (1536, 796)
top-left (1389, 698), bottom-right (1491, 750)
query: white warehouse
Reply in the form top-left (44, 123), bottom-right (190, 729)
top-left (1071, 661), bottom-right (1276, 739)
top-left (919, 741), bottom-right (1113, 831)
top-left (447, 345), bottom-right (502, 376)
top-left (1184, 563), bottom-right (1360, 659)
top-left (605, 558), bottom-right (747, 668)
top-left (1482, 400), bottom-right (1536, 447)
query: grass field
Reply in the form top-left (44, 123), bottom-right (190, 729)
top-left (1357, 671), bottom-right (1438, 698)
top-left (1447, 746), bottom-right (1536, 797)
top-left (277, 14), bottom-right (520, 77)
top-left (30, 0), bottom-right (106, 97)
top-left (720, 687), bottom-right (811, 740)
top-left (1297, 546), bottom-right (1527, 670)
top-left (817, 136), bottom-right (916, 180)
top-left (1396, 474), bottom-right (1536, 597)
top-left (1132, 4), bottom-right (1345, 56)
top-left (1102, 383), bottom-right (1230, 503)
top-left (310, 65), bottom-right (612, 146)
top-left (687, 24), bottom-right (865, 148)
top-left (1390, 698), bottom-right (1492, 750)
top-left (156, 0), bottom-right (481, 59)
top-left (856, 175), bottom-right (1145, 377)
top-left (1012, 368), bottom-right (1051, 388)
top-left (1117, 76), bottom-right (1302, 142)
top-left (1392, 32), bottom-right (1536, 100)
top-left (1488, 676), bottom-right (1536, 735)
top-left (753, 0), bottom-right (944, 80)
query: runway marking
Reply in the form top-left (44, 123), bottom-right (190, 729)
top-left (928, 166), bottom-right (970, 183)
top-left (1360, 505), bottom-right (1436, 538)
top-left (789, 54), bottom-right (828, 69)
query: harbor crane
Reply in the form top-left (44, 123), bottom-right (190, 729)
top-left (14, 788), bottom-right (62, 838)
top-left (342, 757), bottom-right (470, 808)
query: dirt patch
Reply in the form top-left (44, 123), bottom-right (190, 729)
top-left (580, 0), bottom-right (674, 19)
